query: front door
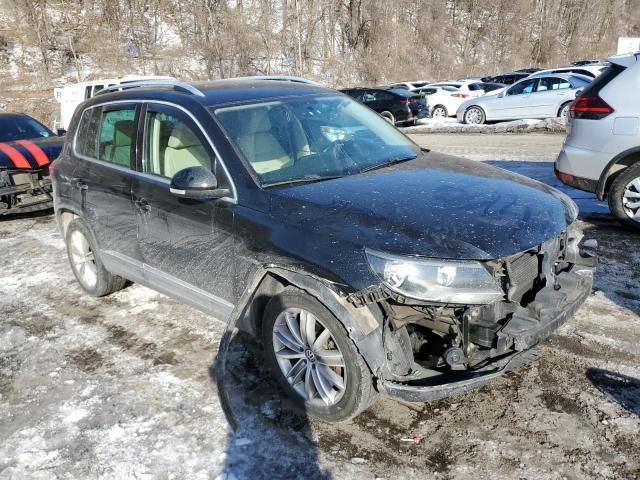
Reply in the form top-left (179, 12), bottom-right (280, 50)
top-left (131, 103), bottom-right (236, 320)
top-left (495, 78), bottom-right (540, 119)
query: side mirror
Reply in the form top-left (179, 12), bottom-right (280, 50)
top-left (169, 166), bottom-right (229, 199)
top-left (498, 91), bottom-right (506, 98)
top-left (56, 128), bottom-right (67, 136)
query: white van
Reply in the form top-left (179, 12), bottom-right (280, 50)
top-left (53, 75), bottom-right (174, 131)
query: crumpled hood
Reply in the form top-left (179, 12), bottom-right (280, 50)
top-left (269, 151), bottom-right (572, 260)
top-left (0, 136), bottom-right (63, 170)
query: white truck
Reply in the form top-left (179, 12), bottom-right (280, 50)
top-left (53, 75), bottom-right (174, 132)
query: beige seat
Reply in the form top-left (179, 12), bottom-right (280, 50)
top-left (236, 109), bottom-right (293, 174)
top-left (105, 120), bottom-right (134, 166)
top-left (164, 123), bottom-right (209, 177)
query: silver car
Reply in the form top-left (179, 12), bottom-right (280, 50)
top-left (456, 74), bottom-right (591, 124)
top-left (555, 52), bottom-right (640, 231)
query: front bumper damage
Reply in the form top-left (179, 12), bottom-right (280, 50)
top-left (0, 169), bottom-right (53, 215)
top-left (351, 229), bottom-right (597, 403)
top-left (377, 268), bottom-right (592, 402)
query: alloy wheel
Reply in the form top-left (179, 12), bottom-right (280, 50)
top-left (622, 177), bottom-right (640, 222)
top-left (272, 308), bottom-right (346, 407)
top-left (464, 107), bottom-right (483, 124)
top-left (432, 106), bottom-right (447, 118)
top-left (69, 230), bottom-right (98, 289)
top-left (560, 104), bottom-right (570, 119)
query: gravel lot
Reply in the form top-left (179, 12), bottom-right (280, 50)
top-left (1, 133), bottom-right (639, 480)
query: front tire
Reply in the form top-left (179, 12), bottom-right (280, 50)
top-left (464, 106), bottom-right (486, 124)
top-left (261, 289), bottom-right (375, 422)
top-left (65, 218), bottom-right (128, 296)
top-left (608, 163), bottom-right (640, 232)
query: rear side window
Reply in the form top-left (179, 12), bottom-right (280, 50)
top-left (97, 106), bottom-right (136, 167)
top-left (536, 77), bottom-right (571, 91)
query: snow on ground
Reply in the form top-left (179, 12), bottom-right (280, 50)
top-left (1, 133), bottom-right (639, 479)
top-left (401, 117), bottom-right (567, 134)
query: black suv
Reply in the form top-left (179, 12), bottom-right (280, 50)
top-left (52, 80), bottom-right (596, 422)
top-left (339, 87), bottom-right (429, 125)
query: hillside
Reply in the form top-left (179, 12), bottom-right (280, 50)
top-left (1, 0), bottom-right (638, 124)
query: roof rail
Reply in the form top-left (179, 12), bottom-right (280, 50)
top-left (95, 80), bottom-right (205, 97)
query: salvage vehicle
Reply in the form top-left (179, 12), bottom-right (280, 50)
top-left (52, 80), bottom-right (597, 422)
top-left (556, 52), bottom-right (640, 231)
top-left (457, 73), bottom-right (591, 124)
top-left (0, 113), bottom-right (62, 215)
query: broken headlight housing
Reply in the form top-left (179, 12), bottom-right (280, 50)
top-left (366, 249), bottom-right (504, 304)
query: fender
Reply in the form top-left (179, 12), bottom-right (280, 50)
top-left (596, 146), bottom-right (640, 200)
top-left (54, 200), bottom-right (83, 237)
top-left (227, 264), bottom-right (390, 377)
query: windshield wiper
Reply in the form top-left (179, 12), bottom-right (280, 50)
top-left (358, 154), bottom-right (418, 174)
top-left (263, 174), bottom-right (344, 188)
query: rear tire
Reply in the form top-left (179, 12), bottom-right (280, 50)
top-left (261, 288), bottom-right (375, 422)
top-left (65, 218), bottom-right (128, 296)
top-left (558, 102), bottom-right (571, 119)
top-left (464, 106), bottom-right (486, 124)
top-left (380, 111), bottom-right (395, 125)
top-left (608, 162), bottom-right (640, 232)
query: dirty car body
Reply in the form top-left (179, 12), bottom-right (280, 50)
top-left (52, 80), bottom-right (597, 421)
top-left (0, 113), bottom-right (62, 215)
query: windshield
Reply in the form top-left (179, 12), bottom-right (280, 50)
top-left (0, 115), bottom-right (54, 142)
top-left (211, 95), bottom-right (420, 186)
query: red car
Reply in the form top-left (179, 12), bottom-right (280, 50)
top-left (0, 113), bottom-right (63, 215)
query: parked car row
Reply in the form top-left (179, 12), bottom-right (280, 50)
top-left (457, 73), bottom-right (592, 124)
top-left (364, 60), bottom-right (609, 124)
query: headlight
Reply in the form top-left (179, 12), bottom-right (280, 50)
top-left (366, 249), bottom-right (504, 304)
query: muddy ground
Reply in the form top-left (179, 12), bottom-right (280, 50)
top-left (1, 134), bottom-right (639, 480)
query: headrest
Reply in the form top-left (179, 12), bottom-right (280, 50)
top-left (113, 120), bottom-right (134, 147)
top-left (167, 123), bottom-right (201, 149)
top-left (248, 108), bottom-right (272, 133)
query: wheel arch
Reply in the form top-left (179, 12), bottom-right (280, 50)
top-left (596, 147), bottom-right (640, 200)
top-left (558, 100), bottom-right (572, 117)
top-left (55, 205), bottom-right (82, 238)
top-left (232, 266), bottom-right (388, 375)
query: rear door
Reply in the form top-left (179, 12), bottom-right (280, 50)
top-left (71, 103), bottom-right (140, 265)
top-left (533, 76), bottom-right (574, 117)
top-left (131, 102), bottom-right (236, 317)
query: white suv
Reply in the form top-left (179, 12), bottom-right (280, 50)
top-left (555, 52), bottom-right (640, 231)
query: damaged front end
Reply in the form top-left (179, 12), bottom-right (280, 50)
top-left (0, 168), bottom-right (53, 215)
top-left (349, 226), bottom-right (597, 402)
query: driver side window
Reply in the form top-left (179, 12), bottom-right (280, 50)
top-left (143, 108), bottom-right (212, 179)
top-left (507, 79), bottom-right (537, 96)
